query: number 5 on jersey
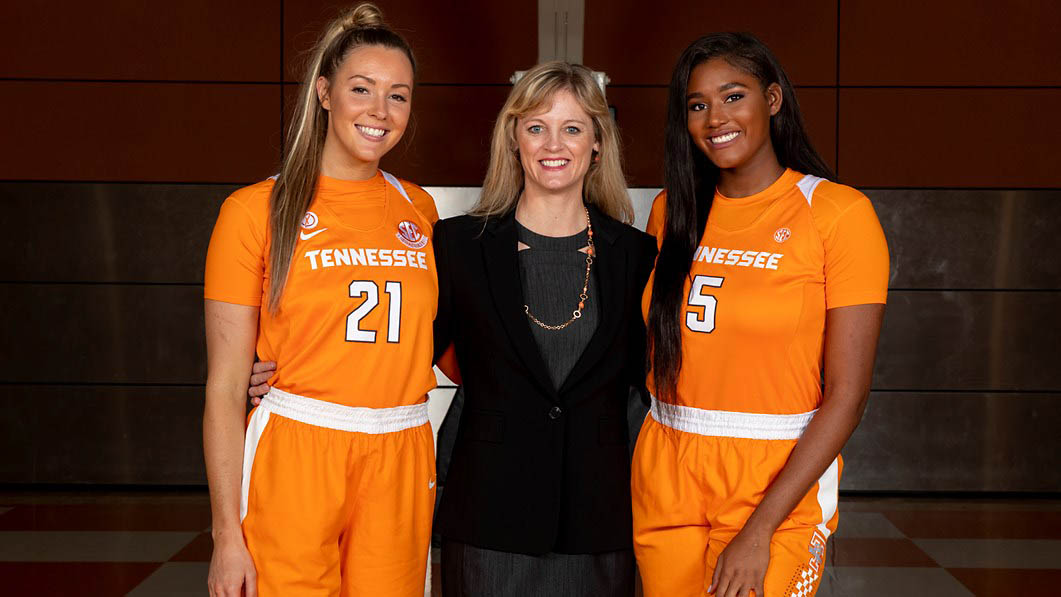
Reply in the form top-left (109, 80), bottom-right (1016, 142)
top-left (346, 280), bottom-right (401, 343)
top-left (686, 275), bottom-right (724, 333)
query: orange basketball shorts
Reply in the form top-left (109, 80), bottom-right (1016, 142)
top-left (240, 388), bottom-right (436, 597)
top-left (632, 397), bottom-right (839, 597)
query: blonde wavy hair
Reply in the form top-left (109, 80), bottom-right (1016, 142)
top-left (266, 3), bottom-right (415, 312)
top-left (470, 61), bottom-right (633, 224)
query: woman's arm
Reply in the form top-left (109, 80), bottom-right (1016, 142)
top-left (710, 303), bottom-right (884, 597)
top-left (203, 299), bottom-right (260, 597)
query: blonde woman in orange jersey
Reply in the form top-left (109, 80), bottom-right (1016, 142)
top-left (203, 5), bottom-right (439, 596)
top-left (634, 34), bottom-right (889, 597)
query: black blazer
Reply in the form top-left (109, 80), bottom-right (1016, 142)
top-left (432, 205), bottom-right (657, 555)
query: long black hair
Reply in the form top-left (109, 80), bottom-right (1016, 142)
top-left (647, 32), bottom-right (833, 401)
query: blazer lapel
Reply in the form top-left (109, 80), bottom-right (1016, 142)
top-left (481, 212), bottom-right (559, 400)
top-left (558, 206), bottom-right (626, 395)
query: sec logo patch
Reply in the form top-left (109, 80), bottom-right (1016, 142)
top-left (301, 211), bottom-right (319, 230)
top-left (397, 220), bottom-right (428, 249)
top-left (773, 227), bottom-right (792, 243)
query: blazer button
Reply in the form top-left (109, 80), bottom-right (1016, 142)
top-left (548, 406), bottom-right (563, 420)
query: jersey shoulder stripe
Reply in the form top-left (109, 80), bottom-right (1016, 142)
top-left (386, 173), bottom-right (440, 228)
top-left (795, 174), bottom-right (826, 206)
top-left (381, 170), bottom-right (412, 204)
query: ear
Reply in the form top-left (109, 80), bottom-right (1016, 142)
top-left (316, 76), bottom-right (331, 111)
top-left (593, 140), bottom-right (601, 154)
top-left (766, 82), bottom-right (783, 116)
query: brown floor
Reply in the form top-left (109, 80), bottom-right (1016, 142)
top-left (0, 491), bottom-right (1058, 596)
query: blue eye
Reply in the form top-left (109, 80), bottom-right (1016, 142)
top-left (528, 125), bottom-right (543, 134)
top-left (565, 126), bottom-right (581, 134)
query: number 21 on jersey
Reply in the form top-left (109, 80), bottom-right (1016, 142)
top-left (686, 275), bottom-right (724, 333)
top-left (346, 280), bottom-right (401, 343)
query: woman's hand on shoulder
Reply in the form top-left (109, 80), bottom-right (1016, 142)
top-left (247, 361), bottom-right (276, 405)
top-left (208, 531), bottom-right (257, 597)
top-left (708, 526), bottom-right (770, 597)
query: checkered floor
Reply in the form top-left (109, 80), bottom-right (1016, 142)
top-left (0, 492), bottom-right (1057, 596)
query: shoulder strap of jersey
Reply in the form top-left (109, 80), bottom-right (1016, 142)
top-left (796, 174), bottom-right (826, 206)
top-left (380, 170), bottom-right (413, 205)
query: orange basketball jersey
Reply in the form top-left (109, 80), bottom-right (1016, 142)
top-left (204, 170), bottom-right (439, 408)
top-left (642, 169), bottom-right (889, 414)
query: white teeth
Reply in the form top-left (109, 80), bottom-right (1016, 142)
top-left (541, 159), bottom-right (569, 167)
top-left (711, 131), bottom-right (739, 144)
top-left (357, 125), bottom-right (386, 138)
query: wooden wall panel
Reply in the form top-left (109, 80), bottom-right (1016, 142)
top-left (868, 189), bottom-right (1061, 290)
top-left (584, 0), bottom-right (837, 85)
top-left (0, 1), bottom-right (280, 81)
top-left (0, 183), bottom-right (235, 283)
top-left (0, 82), bottom-right (281, 183)
top-left (0, 285), bottom-right (205, 385)
top-left (0, 386), bottom-right (207, 485)
top-left (283, 1), bottom-right (537, 84)
top-left (840, 1), bottom-right (1061, 86)
top-left (609, 87), bottom-right (836, 188)
top-left (838, 89), bottom-right (1061, 188)
top-left (606, 87), bottom-right (666, 188)
top-left (790, 88), bottom-right (837, 175)
top-left (875, 291), bottom-right (1060, 391)
top-left (843, 392), bottom-right (1061, 492)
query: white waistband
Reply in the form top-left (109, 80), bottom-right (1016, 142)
top-left (261, 387), bottom-right (428, 434)
top-left (650, 395), bottom-right (815, 440)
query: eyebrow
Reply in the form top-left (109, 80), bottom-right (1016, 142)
top-left (523, 116), bottom-right (590, 125)
top-left (686, 81), bottom-right (748, 100)
top-left (347, 74), bottom-right (411, 90)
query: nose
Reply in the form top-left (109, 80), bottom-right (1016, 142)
top-left (368, 92), bottom-right (388, 120)
top-left (707, 103), bottom-right (728, 128)
top-left (544, 128), bottom-right (563, 151)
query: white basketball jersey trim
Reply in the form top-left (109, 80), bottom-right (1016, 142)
top-left (796, 175), bottom-right (826, 206)
top-left (380, 170), bottom-right (413, 205)
top-left (815, 457), bottom-right (840, 539)
top-left (240, 407), bottom-right (271, 522)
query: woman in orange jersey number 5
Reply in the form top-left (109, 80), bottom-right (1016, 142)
top-left (203, 5), bottom-right (439, 596)
top-left (633, 33), bottom-right (889, 597)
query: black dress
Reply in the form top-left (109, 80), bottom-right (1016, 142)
top-left (441, 221), bottom-right (634, 597)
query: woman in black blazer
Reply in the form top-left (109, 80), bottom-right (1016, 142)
top-left (432, 62), bottom-right (656, 596)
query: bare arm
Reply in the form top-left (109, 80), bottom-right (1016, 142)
top-left (711, 303), bottom-right (885, 597)
top-left (203, 298), bottom-right (259, 597)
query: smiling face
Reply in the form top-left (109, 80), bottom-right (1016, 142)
top-left (515, 89), bottom-right (600, 197)
top-left (686, 57), bottom-right (782, 172)
top-left (318, 45), bottom-right (413, 173)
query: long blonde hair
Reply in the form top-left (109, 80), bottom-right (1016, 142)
top-left (470, 61), bottom-right (633, 224)
top-left (266, 3), bottom-right (416, 312)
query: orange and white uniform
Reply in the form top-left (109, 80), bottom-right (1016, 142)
top-left (632, 169), bottom-right (889, 597)
top-left (204, 170), bottom-right (439, 596)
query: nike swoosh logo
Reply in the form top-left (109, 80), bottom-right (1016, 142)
top-left (300, 228), bottom-right (327, 241)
